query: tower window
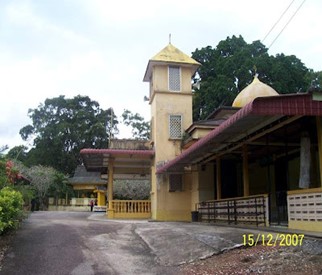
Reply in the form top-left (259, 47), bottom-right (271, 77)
top-left (169, 115), bottom-right (182, 139)
top-left (168, 66), bottom-right (181, 91)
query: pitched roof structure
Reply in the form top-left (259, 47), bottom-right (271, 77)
top-left (143, 43), bottom-right (200, 81)
top-left (80, 148), bottom-right (154, 179)
top-left (69, 165), bottom-right (106, 185)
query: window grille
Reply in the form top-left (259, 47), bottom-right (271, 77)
top-left (169, 115), bottom-right (182, 139)
top-left (169, 174), bottom-right (183, 192)
top-left (169, 66), bottom-right (181, 91)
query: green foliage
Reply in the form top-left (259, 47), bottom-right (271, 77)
top-left (6, 146), bottom-right (28, 162)
top-left (114, 180), bottom-right (150, 200)
top-left (0, 187), bottom-right (23, 234)
top-left (192, 35), bottom-right (311, 120)
top-left (0, 159), bottom-right (7, 189)
top-left (0, 145), bottom-right (8, 155)
top-left (26, 165), bottom-right (57, 210)
top-left (305, 70), bottom-right (322, 91)
top-left (0, 159), bottom-right (32, 206)
top-left (19, 95), bottom-right (118, 174)
top-left (48, 172), bottom-right (74, 203)
top-left (122, 109), bottom-right (150, 140)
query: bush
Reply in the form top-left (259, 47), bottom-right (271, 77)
top-left (0, 187), bottom-right (24, 234)
top-left (114, 180), bottom-right (150, 200)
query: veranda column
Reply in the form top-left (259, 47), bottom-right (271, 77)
top-left (316, 117), bottom-right (322, 187)
top-left (243, 145), bottom-right (250, 196)
top-left (216, 157), bottom-right (222, 200)
top-left (107, 158), bottom-right (114, 218)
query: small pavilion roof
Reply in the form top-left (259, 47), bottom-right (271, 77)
top-left (80, 148), bottom-right (154, 177)
top-left (69, 165), bottom-right (106, 185)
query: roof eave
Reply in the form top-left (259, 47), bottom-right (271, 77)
top-left (143, 60), bottom-right (200, 82)
top-left (156, 93), bottom-right (322, 174)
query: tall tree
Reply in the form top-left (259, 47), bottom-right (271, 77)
top-left (192, 35), bottom-right (312, 121)
top-left (122, 109), bottom-right (150, 140)
top-left (0, 145), bottom-right (8, 155)
top-left (26, 165), bottom-right (56, 210)
top-left (20, 95), bottom-right (118, 174)
top-left (48, 172), bottom-right (73, 206)
top-left (306, 70), bottom-right (322, 91)
top-left (6, 145), bottom-right (28, 162)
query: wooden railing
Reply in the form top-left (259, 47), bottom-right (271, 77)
top-left (110, 200), bottom-right (151, 219)
top-left (197, 194), bottom-right (268, 226)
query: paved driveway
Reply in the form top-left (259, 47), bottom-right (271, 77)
top-left (1, 211), bottom-right (268, 275)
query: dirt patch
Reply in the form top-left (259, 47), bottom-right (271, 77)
top-left (180, 244), bottom-right (322, 275)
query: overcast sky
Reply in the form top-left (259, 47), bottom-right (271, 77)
top-left (0, 0), bottom-right (321, 151)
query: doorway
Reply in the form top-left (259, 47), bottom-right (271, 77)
top-left (270, 157), bottom-right (288, 225)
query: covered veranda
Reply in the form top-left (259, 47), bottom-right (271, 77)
top-left (80, 145), bottom-right (154, 219)
top-left (157, 93), bottom-right (322, 231)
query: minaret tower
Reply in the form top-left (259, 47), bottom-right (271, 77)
top-left (143, 43), bottom-right (200, 220)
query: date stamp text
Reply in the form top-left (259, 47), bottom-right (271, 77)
top-left (242, 233), bottom-right (304, 247)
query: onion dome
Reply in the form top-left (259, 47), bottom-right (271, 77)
top-left (232, 76), bottom-right (279, 107)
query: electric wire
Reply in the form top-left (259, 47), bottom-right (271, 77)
top-left (262, 0), bottom-right (296, 43)
top-left (268, 0), bottom-right (307, 49)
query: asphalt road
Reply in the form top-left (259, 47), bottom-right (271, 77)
top-left (5, 211), bottom-right (319, 275)
top-left (1, 212), bottom-right (180, 275)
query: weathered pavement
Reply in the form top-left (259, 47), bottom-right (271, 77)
top-left (1, 211), bottom-right (319, 275)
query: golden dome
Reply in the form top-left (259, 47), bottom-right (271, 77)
top-left (232, 76), bottom-right (279, 107)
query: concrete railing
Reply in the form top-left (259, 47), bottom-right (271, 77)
top-left (70, 198), bottom-right (91, 206)
top-left (110, 200), bottom-right (151, 219)
top-left (287, 188), bottom-right (322, 232)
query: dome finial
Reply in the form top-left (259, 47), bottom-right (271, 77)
top-left (169, 33), bottom-right (172, 44)
top-left (253, 65), bottom-right (258, 78)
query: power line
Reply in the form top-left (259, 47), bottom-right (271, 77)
top-left (262, 0), bottom-right (296, 43)
top-left (268, 0), bottom-right (307, 49)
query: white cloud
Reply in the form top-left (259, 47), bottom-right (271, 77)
top-left (0, 0), bottom-right (321, 151)
top-left (5, 1), bottom-right (92, 46)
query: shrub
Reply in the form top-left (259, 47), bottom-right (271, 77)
top-left (0, 187), bottom-right (24, 234)
top-left (114, 180), bottom-right (150, 200)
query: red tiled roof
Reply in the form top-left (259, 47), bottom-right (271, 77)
top-left (157, 93), bottom-right (322, 174)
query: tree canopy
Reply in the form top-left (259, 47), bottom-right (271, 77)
top-left (122, 109), bottom-right (150, 140)
top-left (191, 35), bottom-right (318, 121)
top-left (20, 95), bottom-right (118, 175)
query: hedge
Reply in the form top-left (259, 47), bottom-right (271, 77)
top-left (0, 187), bottom-right (23, 234)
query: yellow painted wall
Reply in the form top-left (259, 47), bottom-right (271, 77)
top-left (190, 164), bottom-right (214, 211)
top-left (288, 220), bottom-right (322, 232)
top-left (151, 92), bottom-right (192, 159)
top-left (151, 165), bottom-right (157, 220)
top-left (191, 128), bottom-right (213, 139)
top-left (191, 167), bottom-right (200, 211)
top-left (154, 173), bottom-right (192, 221)
top-left (152, 66), bottom-right (193, 93)
top-left (198, 164), bottom-right (215, 202)
top-left (150, 63), bottom-right (194, 221)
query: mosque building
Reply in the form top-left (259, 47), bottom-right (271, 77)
top-left (79, 43), bottom-right (322, 232)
